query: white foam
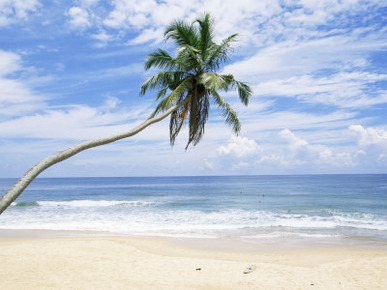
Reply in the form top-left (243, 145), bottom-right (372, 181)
top-left (36, 200), bottom-right (156, 207)
top-left (241, 232), bottom-right (340, 240)
top-left (2, 206), bottom-right (386, 240)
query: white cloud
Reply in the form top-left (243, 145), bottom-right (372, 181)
top-left (278, 129), bottom-right (308, 149)
top-left (60, 0), bottom-right (385, 54)
top-left (240, 110), bottom-right (359, 139)
top-left (276, 128), bottom-right (365, 167)
top-left (217, 136), bottom-right (261, 158)
top-left (232, 161), bottom-right (250, 170)
top-left (202, 159), bottom-right (213, 170)
top-left (253, 72), bottom-right (387, 108)
top-left (277, 129), bottom-right (315, 165)
top-left (0, 78), bottom-right (44, 115)
top-left (224, 31), bottom-right (385, 82)
top-left (0, 51), bottom-right (150, 141)
top-left (349, 125), bottom-right (387, 146)
top-left (128, 28), bottom-right (164, 45)
top-left (272, 126), bottom-right (387, 169)
top-left (103, 0), bottom-right (157, 29)
top-left (0, 101), bottom-right (153, 140)
top-left (210, 126), bottom-right (387, 173)
top-left (0, 0), bottom-right (40, 26)
top-left (0, 50), bottom-right (47, 118)
top-left (91, 29), bottom-right (113, 45)
top-left (103, 96), bottom-right (121, 110)
top-left (348, 125), bottom-right (387, 169)
top-left (67, 6), bottom-right (91, 29)
top-left (0, 50), bottom-right (21, 76)
top-left (62, 0), bottom-right (279, 45)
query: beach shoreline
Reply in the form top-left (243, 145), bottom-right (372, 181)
top-left (2, 175), bottom-right (386, 251)
top-left (1, 228), bottom-right (386, 252)
top-left (1, 234), bottom-right (386, 289)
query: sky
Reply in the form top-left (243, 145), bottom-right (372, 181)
top-left (0, 0), bottom-right (386, 178)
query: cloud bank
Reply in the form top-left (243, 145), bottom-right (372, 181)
top-left (0, 0), bottom-right (385, 177)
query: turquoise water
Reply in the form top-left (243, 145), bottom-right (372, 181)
top-left (0, 175), bottom-right (386, 247)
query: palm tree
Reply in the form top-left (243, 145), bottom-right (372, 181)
top-left (141, 13), bottom-right (251, 149)
top-left (0, 13), bottom-right (251, 214)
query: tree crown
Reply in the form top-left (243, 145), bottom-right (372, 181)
top-left (141, 13), bottom-right (252, 149)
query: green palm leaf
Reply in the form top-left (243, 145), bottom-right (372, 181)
top-left (165, 20), bottom-right (199, 47)
top-left (196, 13), bottom-right (215, 58)
top-left (148, 76), bottom-right (194, 118)
top-left (211, 90), bottom-right (241, 134)
top-left (199, 73), bottom-right (226, 90)
top-left (205, 33), bottom-right (238, 70)
top-left (144, 49), bottom-right (177, 71)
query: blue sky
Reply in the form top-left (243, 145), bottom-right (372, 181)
top-left (0, 0), bottom-right (386, 177)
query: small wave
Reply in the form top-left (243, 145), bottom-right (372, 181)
top-left (12, 201), bottom-right (39, 207)
top-left (36, 200), bottom-right (155, 208)
top-left (242, 232), bottom-right (340, 240)
top-left (113, 201), bottom-right (155, 207)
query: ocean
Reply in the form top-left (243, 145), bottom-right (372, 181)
top-left (1, 175), bottom-right (386, 248)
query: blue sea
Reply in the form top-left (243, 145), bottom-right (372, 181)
top-left (1, 175), bottom-right (386, 248)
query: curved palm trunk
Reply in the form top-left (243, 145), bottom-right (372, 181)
top-left (0, 101), bottom-right (186, 214)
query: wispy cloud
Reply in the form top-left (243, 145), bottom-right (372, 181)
top-left (0, 50), bottom-right (48, 118)
top-left (253, 72), bottom-right (387, 108)
top-left (0, 0), bottom-right (41, 27)
top-left (0, 99), bottom-right (154, 141)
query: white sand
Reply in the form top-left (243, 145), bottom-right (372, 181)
top-left (1, 236), bottom-right (386, 289)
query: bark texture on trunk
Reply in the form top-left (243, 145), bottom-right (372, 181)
top-left (0, 102), bottom-right (184, 214)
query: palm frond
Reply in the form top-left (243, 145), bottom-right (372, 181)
top-left (169, 100), bottom-right (189, 145)
top-left (149, 76), bottom-right (194, 118)
top-left (235, 81), bottom-right (252, 105)
top-left (156, 87), bottom-right (168, 100)
top-left (199, 73), bottom-right (226, 90)
top-left (205, 33), bottom-right (238, 70)
top-left (211, 90), bottom-right (241, 134)
top-left (165, 20), bottom-right (199, 47)
top-left (196, 13), bottom-right (215, 58)
top-left (176, 44), bottom-right (202, 69)
top-left (221, 74), bottom-right (252, 105)
top-left (186, 90), bottom-right (210, 149)
top-left (140, 71), bottom-right (186, 95)
top-left (144, 49), bottom-right (178, 71)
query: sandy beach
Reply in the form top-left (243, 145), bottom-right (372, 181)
top-left (1, 235), bottom-right (386, 289)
